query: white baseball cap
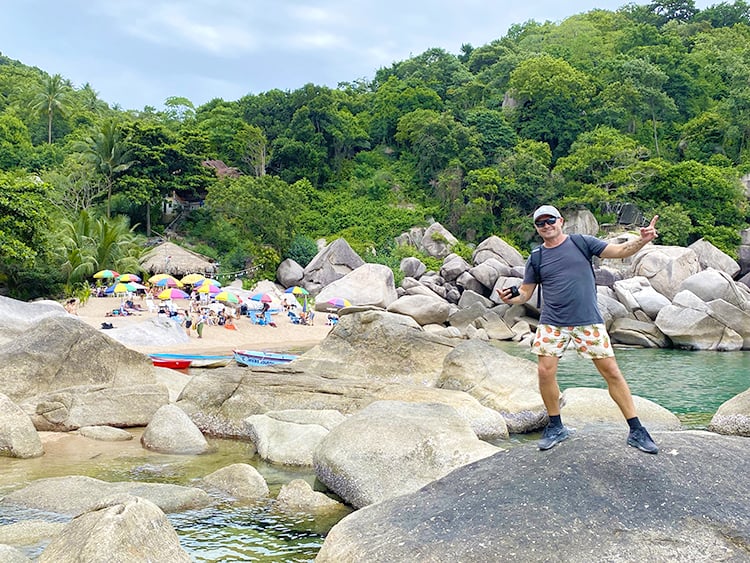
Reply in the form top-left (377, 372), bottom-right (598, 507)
top-left (533, 205), bottom-right (562, 221)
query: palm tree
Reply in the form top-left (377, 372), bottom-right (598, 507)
top-left (80, 120), bottom-right (136, 217)
top-left (58, 210), bottom-right (144, 290)
top-left (30, 73), bottom-right (71, 144)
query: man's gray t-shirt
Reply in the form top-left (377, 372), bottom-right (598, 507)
top-left (522, 235), bottom-right (607, 326)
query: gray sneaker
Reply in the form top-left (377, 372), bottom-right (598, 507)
top-left (538, 424), bottom-right (570, 451)
top-left (627, 426), bottom-right (659, 454)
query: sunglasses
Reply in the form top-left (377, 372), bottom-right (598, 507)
top-left (534, 217), bottom-right (559, 227)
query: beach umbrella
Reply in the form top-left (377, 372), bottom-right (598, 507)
top-left (194, 277), bottom-right (221, 288)
top-left (284, 285), bottom-right (309, 310)
top-left (117, 273), bottom-right (142, 282)
top-left (284, 286), bottom-right (309, 295)
top-left (93, 269), bottom-right (119, 279)
top-left (105, 282), bottom-right (137, 294)
top-left (326, 297), bottom-right (352, 308)
top-left (249, 292), bottom-right (273, 303)
top-left (215, 291), bottom-right (241, 304)
top-left (197, 283), bottom-right (221, 294)
top-left (180, 273), bottom-right (205, 285)
top-left (148, 273), bottom-right (172, 283)
top-left (157, 288), bottom-right (190, 300)
top-left (152, 276), bottom-right (183, 288)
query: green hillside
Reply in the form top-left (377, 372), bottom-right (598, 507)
top-left (1, 0), bottom-right (749, 299)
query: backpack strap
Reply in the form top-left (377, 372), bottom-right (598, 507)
top-left (528, 234), bottom-right (595, 308)
top-left (568, 234), bottom-right (596, 281)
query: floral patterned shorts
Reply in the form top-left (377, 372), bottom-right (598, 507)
top-left (531, 323), bottom-right (615, 359)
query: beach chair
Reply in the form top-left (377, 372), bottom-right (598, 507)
top-left (288, 311), bottom-right (301, 324)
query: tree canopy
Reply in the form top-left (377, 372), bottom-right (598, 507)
top-left (1, 1), bottom-right (750, 298)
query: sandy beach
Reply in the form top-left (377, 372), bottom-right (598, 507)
top-left (75, 295), bottom-right (334, 356)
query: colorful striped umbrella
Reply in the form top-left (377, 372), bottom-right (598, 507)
top-left (117, 273), bottom-right (142, 282)
top-left (197, 283), bottom-right (220, 294)
top-left (215, 291), bottom-right (241, 304)
top-left (148, 273), bottom-right (172, 283)
top-left (93, 269), bottom-right (119, 279)
top-left (284, 286), bottom-right (309, 295)
top-left (180, 273), bottom-right (205, 284)
top-left (194, 278), bottom-right (221, 288)
top-left (105, 282), bottom-right (137, 294)
top-left (157, 288), bottom-right (190, 300)
top-left (249, 292), bottom-right (273, 303)
top-left (152, 276), bottom-right (183, 288)
top-left (326, 297), bottom-right (352, 308)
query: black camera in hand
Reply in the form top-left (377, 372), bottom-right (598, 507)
top-left (508, 285), bottom-right (520, 298)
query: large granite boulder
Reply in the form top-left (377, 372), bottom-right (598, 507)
top-left (437, 340), bottom-right (545, 433)
top-left (0, 475), bottom-right (212, 516)
top-left (629, 245), bottom-right (701, 300)
top-left (0, 296), bottom-right (67, 346)
top-left (313, 400), bottom-right (500, 509)
top-left (0, 394), bottom-right (43, 458)
top-left (656, 290), bottom-right (746, 351)
top-left (374, 385), bottom-right (509, 441)
top-left (421, 222), bottom-right (458, 258)
top-left (275, 479), bottom-right (351, 518)
top-left (608, 317), bottom-right (670, 348)
top-left (679, 269), bottom-right (750, 308)
top-left (386, 294), bottom-right (452, 325)
top-left (0, 315), bottom-right (155, 403)
top-left (201, 463), bottom-right (269, 501)
top-left (140, 404), bottom-right (211, 455)
top-left (38, 494), bottom-right (191, 563)
top-left (302, 238), bottom-right (365, 294)
top-left (316, 431), bottom-right (750, 562)
top-left (244, 409), bottom-right (345, 466)
top-left (399, 256), bottom-right (426, 279)
top-left (315, 263), bottom-right (398, 309)
top-left (472, 235), bottom-right (525, 268)
top-left (22, 383), bottom-right (169, 432)
top-left (708, 387), bottom-right (750, 436)
top-left (688, 238), bottom-right (741, 278)
top-left (560, 387), bottom-right (682, 430)
top-left (276, 258), bottom-right (304, 287)
top-left (291, 310), bottom-right (455, 384)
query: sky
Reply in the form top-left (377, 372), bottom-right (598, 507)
top-left (1, 0), bottom-right (714, 111)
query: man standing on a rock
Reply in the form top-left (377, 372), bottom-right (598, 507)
top-left (498, 205), bottom-right (660, 454)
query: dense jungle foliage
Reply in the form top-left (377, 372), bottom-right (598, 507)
top-left (2, 0), bottom-right (750, 299)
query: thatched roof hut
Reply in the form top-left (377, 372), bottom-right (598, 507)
top-left (140, 242), bottom-right (218, 277)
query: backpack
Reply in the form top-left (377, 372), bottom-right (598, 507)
top-left (528, 234), bottom-right (596, 307)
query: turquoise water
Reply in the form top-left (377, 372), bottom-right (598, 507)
top-left (495, 343), bottom-right (750, 427)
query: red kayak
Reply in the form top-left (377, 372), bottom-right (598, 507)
top-left (151, 357), bottom-right (192, 370)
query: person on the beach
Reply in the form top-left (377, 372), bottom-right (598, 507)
top-left (497, 205), bottom-right (660, 455)
top-left (195, 312), bottom-right (207, 338)
top-left (64, 298), bottom-right (78, 315)
top-left (184, 313), bottom-right (193, 336)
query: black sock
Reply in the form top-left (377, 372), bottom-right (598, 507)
top-left (627, 417), bottom-right (642, 431)
top-left (549, 414), bottom-right (562, 428)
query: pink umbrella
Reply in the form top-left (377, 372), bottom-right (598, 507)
top-left (153, 277), bottom-right (183, 288)
top-left (157, 288), bottom-right (190, 300)
top-left (249, 292), bottom-right (273, 303)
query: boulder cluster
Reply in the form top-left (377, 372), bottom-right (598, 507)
top-left (279, 215), bottom-right (750, 352)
